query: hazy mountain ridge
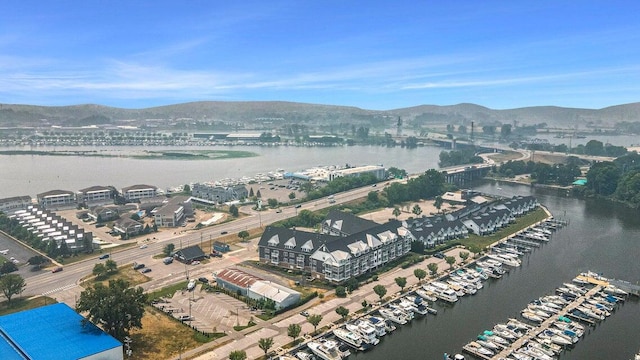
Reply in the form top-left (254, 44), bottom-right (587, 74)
top-left (1, 101), bottom-right (639, 128)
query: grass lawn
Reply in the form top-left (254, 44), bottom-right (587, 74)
top-left (458, 207), bottom-right (550, 251)
top-left (120, 306), bottom-right (224, 360)
top-left (80, 265), bottom-right (152, 287)
top-left (147, 281), bottom-right (189, 301)
top-left (0, 296), bottom-right (56, 316)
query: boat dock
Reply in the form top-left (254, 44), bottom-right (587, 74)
top-left (490, 285), bottom-right (605, 359)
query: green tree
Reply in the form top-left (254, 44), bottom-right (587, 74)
top-left (392, 207), bottom-right (401, 219)
top-left (412, 204), bottom-right (422, 216)
top-left (0, 274), bottom-right (26, 304)
top-left (267, 198), bottom-right (278, 208)
top-left (238, 230), bottom-right (250, 242)
top-left (288, 192), bottom-right (296, 200)
top-left (427, 263), bottom-right (439, 276)
top-left (335, 286), bottom-right (347, 297)
top-left (445, 256), bottom-right (456, 269)
top-left (163, 243), bottom-right (175, 257)
top-left (0, 262), bottom-right (18, 274)
top-left (228, 350), bottom-right (247, 360)
top-left (394, 276), bottom-right (407, 292)
top-left (335, 306), bottom-right (349, 321)
top-left (183, 184), bottom-right (191, 194)
top-left (459, 251), bottom-right (470, 263)
top-left (256, 190), bottom-right (262, 198)
top-left (434, 196), bottom-right (444, 213)
top-left (258, 337), bottom-right (274, 356)
top-left (105, 259), bottom-right (118, 274)
top-left (229, 204), bottom-right (239, 217)
top-left (287, 323), bottom-right (302, 344)
top-left (92, 263), bottom-right (107, 278)
top-left (76, 279), bottom-right (147, 341)
top-left (500, 124), bottom-right (512, 138)
top-left (414, 268), bottom-right (427, 283)
top-left (307, 314), bottom-right (323, 333)
top-left (249, 188), bottom-right (255, 197)
top-left (373, 284), bottom-right (387, 300)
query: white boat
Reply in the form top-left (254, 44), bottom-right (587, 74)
top-left (424, 284), bottom-right (458, 303)
top-left (333, 328), bottom-right (364, 350)
top-left (507, 318), bottom-right (532, 331)
top-left (532, 338), bottom-right (563, 355)
top-left (552, 321), bottom-right (584, 338)
top-left (525, 341), bottom-right (557, 358)
top-left (366, 316), bottom-right (388, 337)
top-left (307, 340), bottom-right (343, 360)
top-left (464, 341), bottom-right (494, 357)
top-left (295, 351), bottom-right (315, 360)
top-left (388, 302), bottom-right (414, 320)
top-left (521, 311), bottom-right (543, 323)
top-left (403, 295), bottom-right (431, 315)
top-left (515, 345), bottom-right (553, 360)
top-left (604, 285), bottom-right (628, 296)
top-left (487, 254), bottom-right (521, 267)
top-left (562, 283), bottom-right (587, 295)
top-left (378, 308), bottom-right (407, 325)
top-left (575, 305), bottom-right (605, 320)
top-left (347, 321), bottom-right (379, 346)
top-left (538, 329), bottom-right (572, 346)
top-left (415, 288), bottom-right (437, 302)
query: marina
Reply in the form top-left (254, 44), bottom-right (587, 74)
top-left (460, 272), bottom-right (631, 360)
top-left (283, 217), bottom-right (567, 359)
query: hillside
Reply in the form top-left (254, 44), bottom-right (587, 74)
top-left (0, 101), bottom-right (639, 128)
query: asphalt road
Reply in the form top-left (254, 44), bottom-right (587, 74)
top-left (5, 182), bottom-right (387, 302)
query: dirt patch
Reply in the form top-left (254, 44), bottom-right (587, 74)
top-left (485, 150), bottom-right (523, 163)
top-left (364, 199), bottom-right (459, 223)
top-left (532, 153), bottom-right (574, 165)
top-left (129, 306), bottom-right (204, 360)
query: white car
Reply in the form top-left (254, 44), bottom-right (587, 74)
top-left (139, 244), bottom-right (148, 249)
top-left (187, 279), bottom-right (196, 291)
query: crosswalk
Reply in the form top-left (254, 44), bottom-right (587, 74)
top-left (42, 283), bottom-right (78, 296)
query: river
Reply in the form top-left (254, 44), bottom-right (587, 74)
top-left (352, 181), bottom-right (640, 360)
top-left (0, 145), bottom-right (442, 198)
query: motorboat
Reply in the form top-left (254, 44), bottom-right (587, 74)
top-left (552, 321), bottom-right (584, 338)
top-left (532, 337), bottom-right (563, 355)
top-left (464, 341), bottom-right (495, 357)
top-left (388, 302), bottom-right (415, 320)
top-left (575, 305), bottom-right (605, 320)
top-left (481, 331), bottom-right (509, 346)
top-left (445, 280), bottom-right (467, 297)
top-left (307, 340), bottom-right (344, 360)
top-left (416, 288), bottom-right (437, 302)
top-left (525, 341), bottom-right (557, 358)
top-left (366, 316), bottom-right (388, 337)
top-left (378, 307), bottom-right (407, 325)
top-left (347, 320), bottom-right (380, 346)
top-left (333, 328), bottom-right (365, 350)
top-left (538, 329), bottom-right (572, 346)
top-left (424, 284), bottom-right (458, 303)
top-left (562, 283), bottom-right (587, 295)
top-left (604, 285), bottom-right (628, 296)
top-left (476, 336), bottom-right (502, 350)
top-left (507, 318), bottom-right (532, 332)
top-left (295, 351), bottom-right (316, 360)
top-left (514, 345), bottom-right (553, 360)
top-left (403, 295), bottom-right (431, 315)
top-left (487, 254), bottom-right (521, 267)
top-left (494, 324), bottom-right (523, 338)
top-left (521, 311), bottom-right (543, 323)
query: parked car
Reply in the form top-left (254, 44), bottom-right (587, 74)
top-left (139, 244), bottom-right (148, 249)
top-left (141, 268), bottom-right (152, 273)
top-left (295, 204), bottom-right (302, 208)
top-left (133, 263), bottom-right (145, 270)
top-left (220, 231), bottom-right (228, 235)
top-left (275, 209), bottom-right (282, 213)
top-left (163, 257), bottom-right (174, 265)
top-left (198, 277), bottom-right (209, 284)
top-left (178, 315), bottom-right (192, 321)
top-left (300, 311), bottom-right (310, 317)
top-left (433, 252), bottom-right (445, 259)
top-left (99, 254), bottom-right (110, 260)
top-left (187, 279), bottom-right (196, 291)
top-left (52, 266), bottom-right (63, 273)
top-left (211, 251), bottom-right (223, 258)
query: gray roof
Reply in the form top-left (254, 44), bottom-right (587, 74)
top-left (322, 209), bottom-right (379, 235)
top-left (175, 245), bottom-right (206, 261)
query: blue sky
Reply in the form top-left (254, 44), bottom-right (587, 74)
top-left (1, 1), bottom-right (639, 110)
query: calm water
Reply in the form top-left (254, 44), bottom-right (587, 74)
top-left (354, 181), bottom-right (640, 360)
top-left (0, 145), bottom-right (442, 198)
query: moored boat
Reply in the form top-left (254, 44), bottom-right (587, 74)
top-left (307, 340), bottom-right (344, 360)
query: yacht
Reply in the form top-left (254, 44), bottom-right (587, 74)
top-left (307, 340), bottom-right (344, 360)
top-left (403, 295), bottom-right (431, 315)
top-left (295, 351), bottom-right (316, 360)
top-left (481, 331), bottom-right (509, 346)
top-left (415, 288), bottom-right (437, 302)
top-left (367, 316), bottom-right (389, 336)
top-left (604, 285), bottom-right (628, 296)
top-left (388, 302), bottom-right (415, 320)
top-left (487, 254), bottom-right (521, 267)
top-left (514, 345), bottom-right (553, 360)
top-left (333, 328), bottom-right (365, 350)
top-left (378, 307), bottom-right (408, 325)
top-left (464, 341), bottom-right (495, 357)
top-left (521, 310), bottom-right (543, 323)
top-left (424, 284), bottom-right (458, 303)
top-left (346, 321), bottom-right (379, 346)
top-left (538, 329), bottom-right (572, 346)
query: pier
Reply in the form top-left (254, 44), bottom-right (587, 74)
top-left (489, 285), bottom-right (604, 359)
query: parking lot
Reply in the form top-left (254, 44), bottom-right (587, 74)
top-left (0, 232), bottom-right (49, 278)
top-left (153, 283), bottom-right (260, 333)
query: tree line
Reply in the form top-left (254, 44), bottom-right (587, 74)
top-left (578, 152), bottom-right (640, 209)
top-left (495, 158), bottom-right (582, 186)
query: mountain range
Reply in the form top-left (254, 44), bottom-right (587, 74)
top-left (1, 101), bottom-right (639, 128)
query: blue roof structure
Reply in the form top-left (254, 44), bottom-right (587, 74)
top-left (0, 303), bottom-right (122, 360)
